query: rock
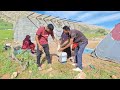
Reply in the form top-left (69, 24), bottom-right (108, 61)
top-left (10, 72), bottom-right (18, 79)
top-left (111, 75), bottom-right (117, 79)
top-left (29, 70), bottom-right (32, 73)
top-left (74, 72), bottom-right (86, 79)
top-left (5, 43), bottom-right (11, 47)
top-left (1, 74), bottom-right (11, 79)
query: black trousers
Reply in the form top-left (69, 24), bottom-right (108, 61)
top-left (37, 44), bottom-right (51, 66)
top-left (63, 47), bottom-right (71, 58)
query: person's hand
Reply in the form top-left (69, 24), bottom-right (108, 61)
top-left (57, 44), bottom-right (60, 51)
top-left (39, 45), bottom-right (43, 51)
top-left (58, 48), bottom-right (64, 52)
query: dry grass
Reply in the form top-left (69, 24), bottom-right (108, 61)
top-left (0, 30), bottom-right (120, 79)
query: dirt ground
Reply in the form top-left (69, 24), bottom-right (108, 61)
top-left (49, 39), bottom-right (100, 62)
top-left (87, 40), bottom-right (100, 49)
top-left (48, 39), bottom-right (120, 79)
top-left (1, 38), bottom-right (120, 79)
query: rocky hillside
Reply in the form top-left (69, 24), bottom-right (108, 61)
top-left (0, 11), bottom-right (109, 31)
top-left (0, 11), bottom-right (33, 25)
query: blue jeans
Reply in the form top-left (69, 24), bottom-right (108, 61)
top-left (74, 41), bottom-right (88, 70)
top-left (37, 44), bottom-right (51, 66)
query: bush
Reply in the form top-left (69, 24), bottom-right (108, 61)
top-left (104, 32), bottom-right (108, 35)
top-left (97, 29), bottom-right (106, 34)
top-left (95, 29), bottom-right (108, 36)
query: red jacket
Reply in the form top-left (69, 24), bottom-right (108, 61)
top-left (22, 40), bottom-right (30, 49)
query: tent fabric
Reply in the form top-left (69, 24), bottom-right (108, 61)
top-left (111, 23), bottom-right (120, 41)
top-left (91, 23), bottom-right (120, 63)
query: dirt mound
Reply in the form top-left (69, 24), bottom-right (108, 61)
top-left (1, 74), bottom-right (11, 79)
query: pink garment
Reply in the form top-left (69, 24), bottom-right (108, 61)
top-left (36, 26), bottom-right (54, 45)
top-left (111, 23), bottom-right (120, 41)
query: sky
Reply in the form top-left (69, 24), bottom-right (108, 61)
top-left (34, 11), bottom-right (120, 30)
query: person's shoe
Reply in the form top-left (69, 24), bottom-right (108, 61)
top-left (72, 63), bottom-right (77, 66)
top-left (71, 63), bottom-right (78, 67)
top-left (73, 67), bottom-right (82, 72)
top-left (38, 67), bottom-right (42, 71)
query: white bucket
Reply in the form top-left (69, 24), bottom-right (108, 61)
top-left (59, 52), bottom-right (67, 63)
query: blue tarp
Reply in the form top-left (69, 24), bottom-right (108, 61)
top-left (83, 48), bottom-right (94, 54)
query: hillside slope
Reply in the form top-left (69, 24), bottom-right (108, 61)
top-left (0, 19), bottom-right (13, 29)
top-left (0, 11), bottom-right (110, 31)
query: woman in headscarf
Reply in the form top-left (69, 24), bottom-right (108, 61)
top-left (22, 35), bottom-right (35, 53)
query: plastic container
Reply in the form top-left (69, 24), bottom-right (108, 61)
top-left (59, 52), bottom-right (67, 63)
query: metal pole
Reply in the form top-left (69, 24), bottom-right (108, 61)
top-left (50, 18), bottom-right (57, 28)
top-left (49, 19), bottom-right (56, 28)
top-left (59, 18), bottom-right (66, 25)
top-left (68, 19), bottom-right (73, 26)
top-left (67, 19), bottom-right (75, 29)
top-left (50, 17), bottom-right (59, 28)
top-left (27, 13), bottom-right (39, 28)
top-left (43, 15), bottom-right (51, 24)
top-left (36, 14), bottom-right (43, 24)
top-left (63, 18), bottom-right (70, 26)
